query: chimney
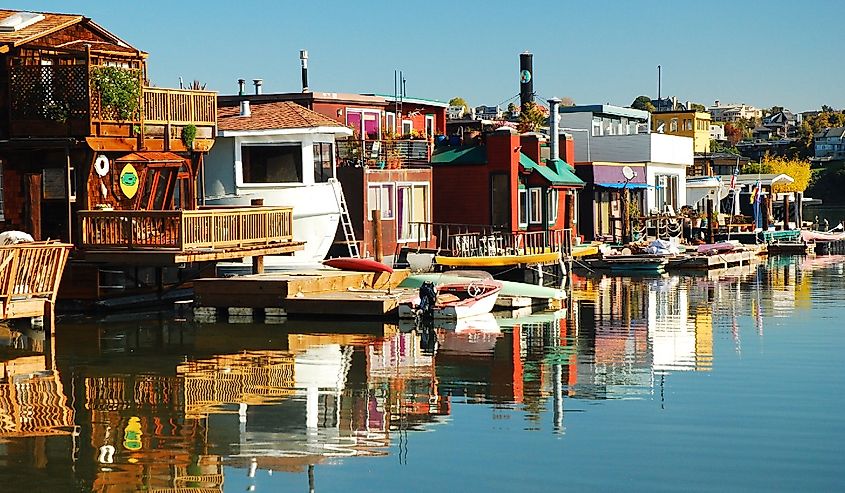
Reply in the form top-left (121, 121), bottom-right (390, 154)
top-left (520, 133), bottom-right (541, 166)
top-left (239, 100), bottom-right (251, 117)
top-left (253, 79), bottom-right (263, 95)
top-left (300, 49), bottom-right (309, 93)
top-left (237, 78), bottom-right (245, 96)
top-left (519, 52), bottom-right (534, 113)
top-left (672, 96), bottom-right (678, 110)
top-left (547, 98), bottom-right (561, 163)
top-left (714, 100), bottom-right (720, 107)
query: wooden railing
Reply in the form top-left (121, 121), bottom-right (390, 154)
top-left (143, 87), bottom-right (217, 126)
top-left (78, 207), bottom-right (293, 251)
top-left (0, 243), bottom-right (71, 310)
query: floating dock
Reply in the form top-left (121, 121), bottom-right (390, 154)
top-left (666, 248), bottom-right (762, 270)
top-left (193, 269), bottom-right (415, 319)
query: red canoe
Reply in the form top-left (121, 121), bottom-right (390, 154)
top-left (323, 257), bottom-right (394, 273)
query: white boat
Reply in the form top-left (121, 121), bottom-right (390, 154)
top-left (399, 276), bottom-right (502, 320)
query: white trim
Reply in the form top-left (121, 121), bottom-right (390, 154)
top-left (518, 188), bottom-right (528, 228)
top-left (367, 183), bottom-right (395, 220)
top-left (220, 126), bottom-right (352, 138)
top-left (528, 187), bottom-right (542, 224)
top-left (396, 181), bottom-right (430, 243)
top-left (401, 119), bottom-right (413, 135)
top-left (425, 114), bottom-right (435, 137)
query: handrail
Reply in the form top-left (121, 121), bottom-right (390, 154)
top-left (0, 243), bottom-right (72, 311)
top-left (78, 207), bottom-right (293, 251)
top-left (402, 221), bottom-right (572, 257)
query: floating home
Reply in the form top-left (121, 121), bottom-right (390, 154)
top-left (0, 9), bottom-right (301, 303)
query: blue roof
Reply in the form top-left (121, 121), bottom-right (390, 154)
top-left (596, 182), bottom-right (651, 189)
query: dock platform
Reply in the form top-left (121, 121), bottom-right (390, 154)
top-left (193, 269), bottom-right (413, 318)
top-left (666, 248), bottom-right (761, 270)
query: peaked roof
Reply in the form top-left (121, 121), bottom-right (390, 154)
top-left (218, 101), bottom-right (350, 133)
top-left (0, 9), bottom-right (138, 53)
top-left (814, 126), bottom-right (845, 139)
top-left (520, 155), bottom-right (584, 187)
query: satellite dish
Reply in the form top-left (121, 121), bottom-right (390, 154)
top-left (622, 166), bottom-right (636, 181)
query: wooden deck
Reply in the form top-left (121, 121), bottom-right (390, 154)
top-left (78, 207), bottom-right (303, 265)
top-left (193, 269), bottom-right (412, 317)
top-left (666, 248), bottom-right (762, 270)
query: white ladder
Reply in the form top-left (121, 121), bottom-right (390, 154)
top-left (331, 179), bottom-right (360, 258)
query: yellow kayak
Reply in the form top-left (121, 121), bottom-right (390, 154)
top-left (435, 251), bottom-right (561, 267)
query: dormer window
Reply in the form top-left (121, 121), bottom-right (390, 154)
top-left (0, 12), bottom-right (45, 32)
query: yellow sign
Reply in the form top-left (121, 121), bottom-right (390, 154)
top-left (119, 163), bottom-right (139, 199)
top-left (123, 416), bottom-right (143, 451)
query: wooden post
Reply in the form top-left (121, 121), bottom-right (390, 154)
top-left (706, 198), bottom-right (715, 244)
top-left (761, 195), bottom-right (771, 231)
top-left (26, 174), bottom-right (42, 241)
top-left (782, 194), bottom-right (790, 230)
top-left (796, 191), bottom-right (803, 228)
top-left (252, 255), bottom-right (264, 274)
top-left (372, 209), bottom-right (383, 262)
top-left (44, 300), bottom-right (56, 371)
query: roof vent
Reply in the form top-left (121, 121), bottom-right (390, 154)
top-left (0, 12), bottom-right (46, 32)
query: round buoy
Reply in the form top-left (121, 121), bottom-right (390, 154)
top-left (94, 155), bottom-right (110, 176)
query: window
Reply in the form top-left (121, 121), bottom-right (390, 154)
top-left (367, 183), bottom-right (394, 220)
top-left (529, 188), bottom-right (542, 224)
top-left (518, 188), bottom-right (528, 227)
top-left (401, 119), bottom-right (413, 136)
top-left (655, 174), bottom-right (679, 212)
top-left (684, 119), bottom-right (693, 131)
top-left (548, 189), bottom-right (559, 225)
top-left (385, 112), bottom-right (396, 136)
top-left (397, 183), bottom-right (429, 241)
top-left (242, 145), bottom-right (302, 184)
top-left (346, 109), bottom-right (381, 139)
top-left (425, 115), bottom-right (435, 138)
top-left (313, 143), bottom-right (334, 183)
top-left (670, 118), bottom-right (678, 132)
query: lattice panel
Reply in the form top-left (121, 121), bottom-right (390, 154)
top-left (9, 65), bottom-right (89, 121)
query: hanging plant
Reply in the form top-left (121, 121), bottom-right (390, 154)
top-left (91, 66), bottom-right (141, 121)
top-left (182, 124), bottom-right (197, 149)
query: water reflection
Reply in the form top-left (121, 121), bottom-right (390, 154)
top-left (0, 256), bottom-right (843, 490)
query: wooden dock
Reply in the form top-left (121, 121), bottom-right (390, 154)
top-left (193, 268), bottom-right (414, 319)
top-left (666, 248), bottom-right (762, 270)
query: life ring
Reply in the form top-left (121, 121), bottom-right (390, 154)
top-left (467, 283), bottom-right (482, 297)
top-left (94, 155), bottom-right (110, 176)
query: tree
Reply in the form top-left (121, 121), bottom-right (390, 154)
top-left (724, 123), bottom-right (743, 146)
top-left (743, 156), bottom-right (811, 193)
top-left (561, 96), bottom-right (576, 107)
top-left (518, 101), bottom-right (546, 133)
top-left (768, 106), bottom-right (784, 116)
top-left (631, 95), bottom-right (655, 113)
top-left (690, 103), bottom-right (706, 112)
top-left (449, 97), bottom-right (469, 112)
top-left (821, 104), bottom-right (836, 113)
top-left (506, 102), bottom-right (518, 119)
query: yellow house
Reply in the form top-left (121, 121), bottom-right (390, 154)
top-left (652, 110), bottom-right (712, 153)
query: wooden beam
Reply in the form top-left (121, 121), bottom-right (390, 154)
top-left (26, 174), bottom-right (42, 241)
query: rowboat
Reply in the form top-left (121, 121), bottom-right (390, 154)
top-left (322, 257), bottom-right (393, 273)
top-left (399, 277), bottom-right (502, 320)
top-left (591, 255), bottom-right (668, 272)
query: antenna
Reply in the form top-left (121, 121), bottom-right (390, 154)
top-left (657, 65), bottom-right (662, 103)
top-left (622, 166), bottom-right (636, 181)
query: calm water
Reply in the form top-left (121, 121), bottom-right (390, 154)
top-left (1, 256), bottom-right (844, 492)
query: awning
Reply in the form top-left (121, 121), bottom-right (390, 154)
top-left (596, 182), bottom-right (651, 189)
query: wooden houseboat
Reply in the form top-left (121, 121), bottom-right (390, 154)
top-left (0, 10), bottom-right (301, 302)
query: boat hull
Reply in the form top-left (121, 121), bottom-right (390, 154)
top-left (399, 281), bottom-right (502, 320)
top-left (434, 251), bottom-right (561, 267)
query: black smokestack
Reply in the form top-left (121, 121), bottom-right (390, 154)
top-left (519, 52), bottom-right (534, 113)
top-left (300, 49), bottom-right (309, 93)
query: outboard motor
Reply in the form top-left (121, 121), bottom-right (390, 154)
top-left (418, 281), bottom-right (437, 318)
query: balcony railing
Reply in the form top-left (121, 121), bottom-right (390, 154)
top-left (0, 242), bottom-right (72, 316)
top-left (8, 64), bottom-right (216, 139)
top-left (401, 222), bottom-right (573, 257)
top-left (78, 207), bottom-right (293, 251)
top-left (337, 139), bottom-right (432, 168)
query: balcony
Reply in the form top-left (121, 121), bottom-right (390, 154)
top-left (7, 64), bottom-right (216, 150)
top-left (336, 138), bottom-right (432, 168)
top-left (77, 206), bottom-right (303, 265)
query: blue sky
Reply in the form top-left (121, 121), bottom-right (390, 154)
top-left (11, 0), bottom-right (845, 112)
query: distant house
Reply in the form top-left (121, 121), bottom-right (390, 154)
top-left (710, 124), bottom-right (725, 142)
top-left (557, 104), bottom-right (651, 162)
top-left (762, 110), bottom-right (799, 138)
top-left (708, 101), bottom-right (763, 122)
top-left (651, 110), bottom-right (712, 153)
top-left (474, 105), bottom-right (503, 120)
top-left (430, 130), bottom-right (584, 237)
top-left (736, 139), bottom-right (796, 161)
top-left (813, 126), bottom-right (845, 162)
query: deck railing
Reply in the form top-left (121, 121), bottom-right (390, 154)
top-left (0, 243), bottom-right (72, 311)
top-left (337, 139), bottom-right (432, 168)
top-left (142, 87), bottom-right (217, 126)
top-left (78, 207), bottom-right (293, 251)
top-left (402, 222), bottom-right (573, 257)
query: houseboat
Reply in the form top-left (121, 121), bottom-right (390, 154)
top-left (0, 9), bottom-right (302, 304)
top-left (204, 92), bottom-right (353, 265)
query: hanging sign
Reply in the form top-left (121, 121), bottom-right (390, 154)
top-left (94, 155), bottom-right (110, 177)
top-left (119, 163), bottom-right (139, 199)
